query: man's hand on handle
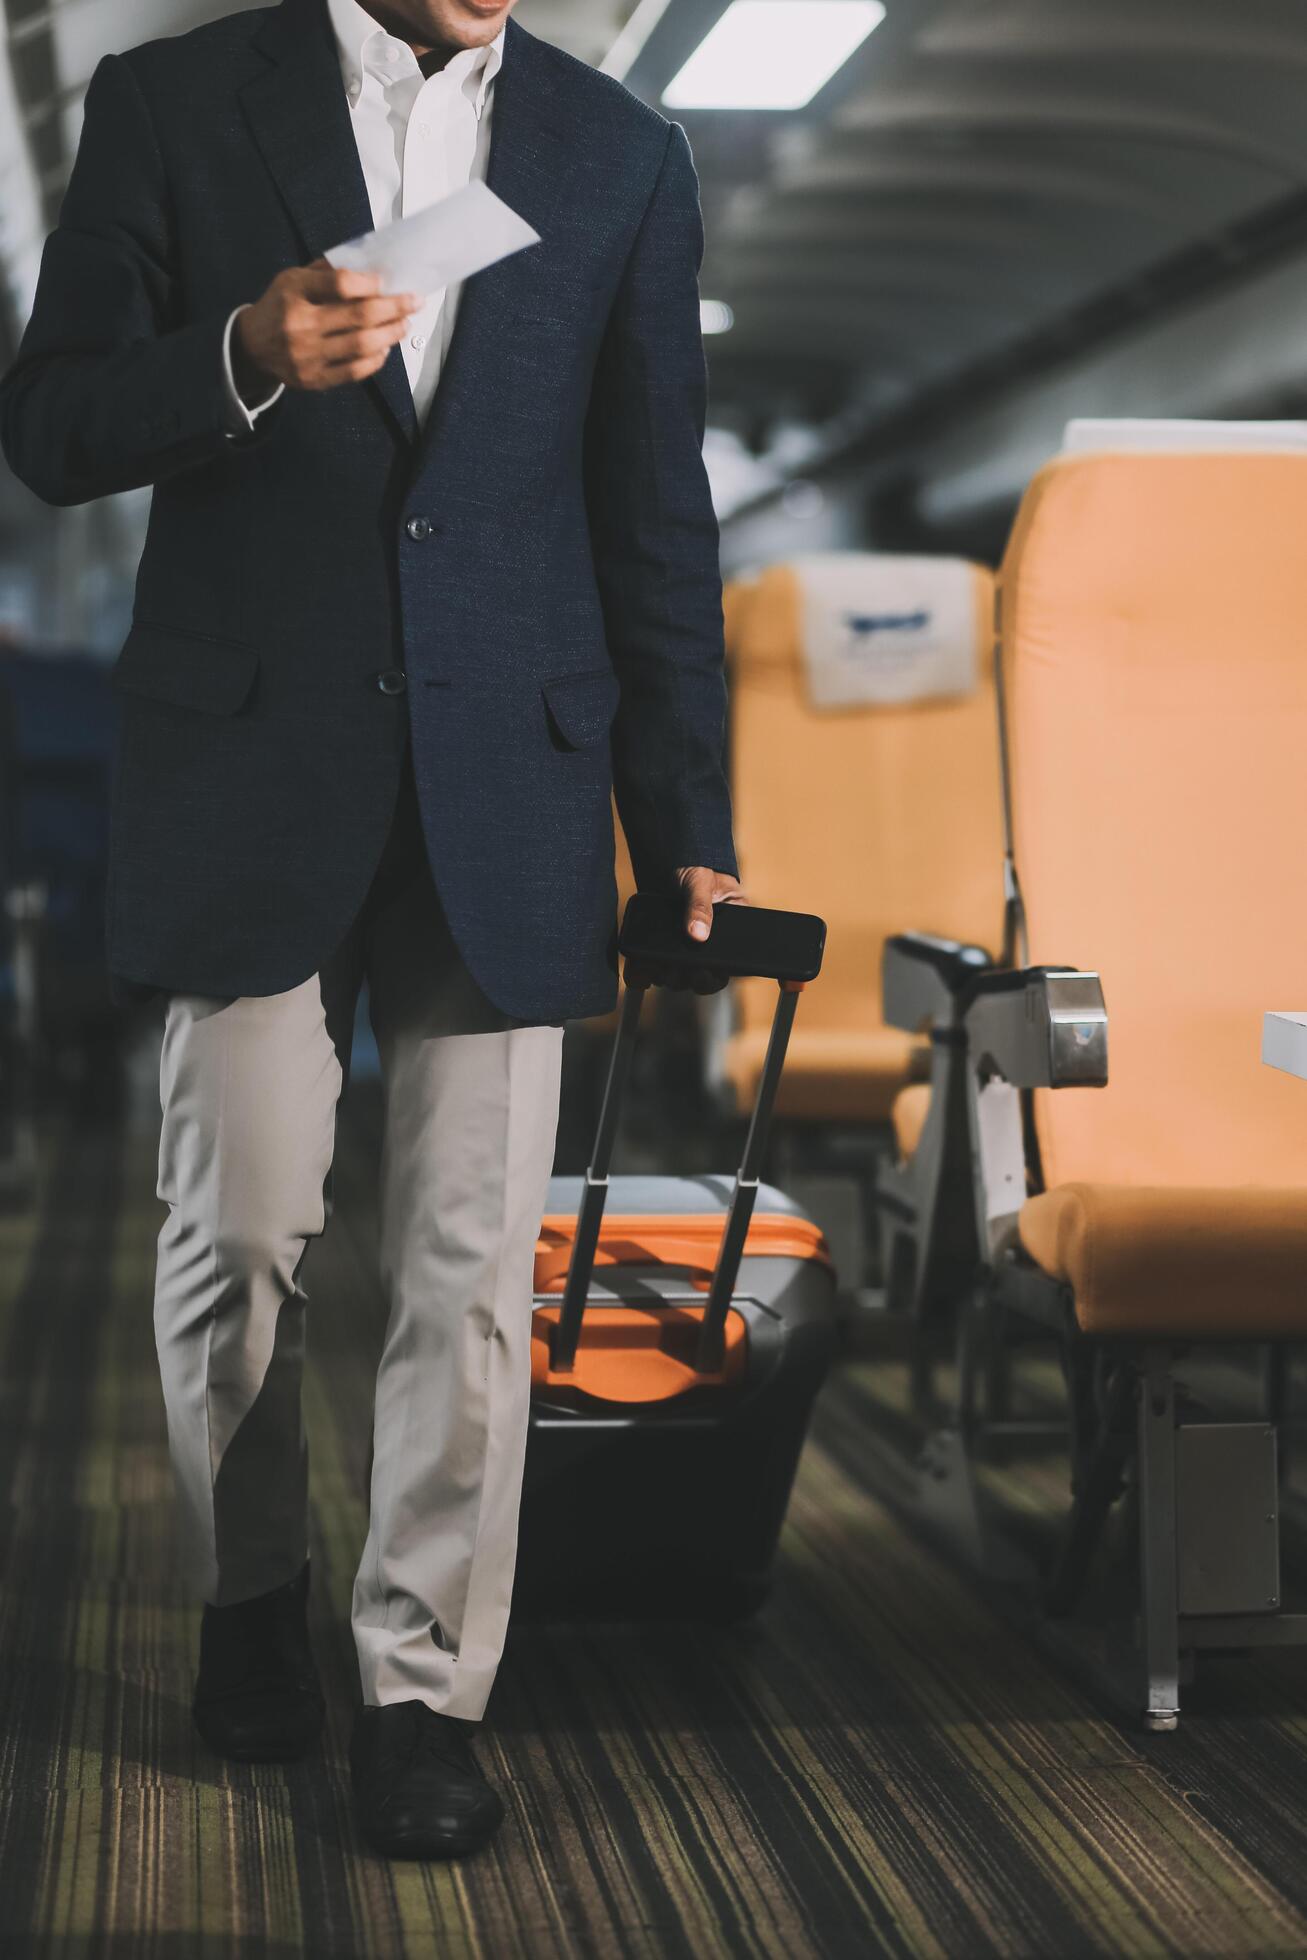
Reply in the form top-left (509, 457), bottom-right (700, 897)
top-left (678, 866), bottom-right (747, 940)
top-left (670, 866), bottom-right (747, 993)
top-left (232, 262), bottom-right (420, 404)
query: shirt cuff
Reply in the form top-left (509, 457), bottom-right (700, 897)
top-left (221, 304), bottom-right (285, 437)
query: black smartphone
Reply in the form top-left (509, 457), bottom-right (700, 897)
top-left (619, 893), bottom-right (826, 984)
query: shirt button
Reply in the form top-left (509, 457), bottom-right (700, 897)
top-left (410, 333), bottom-right (426, 350)
top-left (376, 669), bottom-right (407, 696)
top-left (415, 121), bottom-right (430, 136)
top-left (406, 515), bottom-right (430, 541)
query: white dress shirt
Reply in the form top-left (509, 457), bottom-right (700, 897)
top-left (224, 0), bottom-right (504, 433)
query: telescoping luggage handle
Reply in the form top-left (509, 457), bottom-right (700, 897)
top-left (551, 895), bottom-right (827, 1378)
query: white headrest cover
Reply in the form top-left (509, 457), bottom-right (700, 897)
top-left (792, 553), bottom-right (982, 711)
top-left (1063, 418), bottom-right (1307, 455)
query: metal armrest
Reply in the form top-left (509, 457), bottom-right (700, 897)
top-left (1263, 1011), bottom-right (1307, 1083)
top-left (882, 932), bottom-right (995, 1033)
top-left (964, 966), bottom-right (1108, 1089)
top-left (956, 966), bottom-right (1108, 1258)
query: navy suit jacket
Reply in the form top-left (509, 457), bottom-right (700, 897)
top-left (0, 1), bottom-right (737, 1021)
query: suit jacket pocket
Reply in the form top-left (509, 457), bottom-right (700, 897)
top-left (112, 620), bottom-right (260, 717)
top-left (541, 668), bottom-right (621, 751)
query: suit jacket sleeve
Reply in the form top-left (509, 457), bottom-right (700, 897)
top-left (584, 120), bottom-right (739, 892)
top-left (0, 54), bottom-right (277, 509)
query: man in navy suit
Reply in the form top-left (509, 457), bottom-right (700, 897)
top-left (1, 0), bottom-right (740, 1859)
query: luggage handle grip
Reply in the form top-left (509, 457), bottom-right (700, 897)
top-left (617, 892), bottom-right (826, 988)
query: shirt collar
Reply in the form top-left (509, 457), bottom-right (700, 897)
top-left (460, 28), bottom-right (504, 118)
top-left (327, 0), bottom-right (504, 116)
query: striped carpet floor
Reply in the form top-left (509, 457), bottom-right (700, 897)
top-left (5, 1086), bottom-right (1307, 1956)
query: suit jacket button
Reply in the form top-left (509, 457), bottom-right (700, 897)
top-left (405, 515), bottom-right (430, 541)
top-left (376, 669), bottom-right (407, 695)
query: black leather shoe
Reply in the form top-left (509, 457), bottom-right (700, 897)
top-left (351, 1702), bottom-right (505, 1860)
top-left (192, 1562), bottom-right (324, 1762)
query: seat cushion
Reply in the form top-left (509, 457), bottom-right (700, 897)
top-left (892, 1084), bottom-right (932, 1161)
top-left (1019, 1184), bottom-right (1307, 1338)
top-left (724, 1026), bottom-right (920, 1122)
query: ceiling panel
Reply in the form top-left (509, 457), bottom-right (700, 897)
top-left (625, 0), bottom-right (1307, 442)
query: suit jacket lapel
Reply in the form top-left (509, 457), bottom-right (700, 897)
top-left (239, 0), bottom-right (418, 445)
top-left (482, 18), bottom-right (572, 243)
top-left (412, 18), bottom-right (572, 473)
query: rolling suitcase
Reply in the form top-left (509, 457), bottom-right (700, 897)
top-left (516, 898), bottom-right (840, 1621)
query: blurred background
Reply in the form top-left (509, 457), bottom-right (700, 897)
top-left (5, 0), bottom-right (1307, 1240)
top-left (9, 9), bottom-right (1307, 1949)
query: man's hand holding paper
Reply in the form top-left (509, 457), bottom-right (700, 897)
top-left (233, 182), bottom-right (538, 403)
top-left (231, 263), bottom-right (423, 402)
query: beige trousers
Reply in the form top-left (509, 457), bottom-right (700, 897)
top-left (152, 763), bottom-right (563, 1720)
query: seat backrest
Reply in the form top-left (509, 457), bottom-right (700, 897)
top-left (729, 555), bottom-right (1005, 1037)
top-left (722, 574), bottom-right (756, 664)
top-left (1001, 432), bottom-right (1307, 1188)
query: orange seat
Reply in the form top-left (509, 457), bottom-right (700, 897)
top-left (614, 804), bottom-right (635, 915)
top-left (1001, 436), bottom-right (1307, 1335)
top-left (723, 558), bottom-right (1005, 1121)
top-left (722, 572), bottom-right (756, 661)
top-left (726, 1024), bottom-right (921, 1122)
top-left (891, 1083), bottom-right (932, 1162)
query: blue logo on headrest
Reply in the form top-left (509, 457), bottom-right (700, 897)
top-left (844, 609), bottom-right (932, 636)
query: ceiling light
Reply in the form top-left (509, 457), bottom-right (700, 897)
top-left (700, 299), bottom-right (735, 335)
top-left (601, 0), bottom-right (674, 81)
top-left (663, 1), bottom-right (884, 112)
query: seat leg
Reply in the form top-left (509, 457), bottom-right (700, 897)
top-left (885, 1222), bottom-right (915, 1316)
top-left (1137, 1356), bottom-right (1181, 1732)
top-left (1045, 1359), bottom-right (1131, 1617)
top-left (892, 1230), bottom-right (940, 1423)
top-left (955, 1284), bottom-right (985, 1440)
top-left (979, 1291), bottom-right (1013, 1462)
top-left (1265, 1345), bottom-right (1292, 1488)
top-left (860, 1146), bottom-right (890, 1290)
